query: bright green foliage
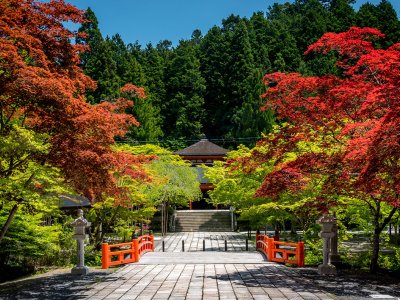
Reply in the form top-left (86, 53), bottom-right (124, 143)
top-left (129, 144), bottom-right (201, 208)
top-left (0, 206), bottom-right (63, 266)
top-left (205, 127), bottom-right (343, 233)
top-left (86, 144), bottom-right (159, 248)
top-left (115, 144), bottom-right (201, 234)
top-left (204, 145), bottom-right (276, 228)
top-left (0, 126), bottom-right (72, 267)
top-left (205, 145), bottom-right (269, 208)
top-left (0, 124), bottom-right (70, 210)
top-left (125, 95), bottom-right (163, 142)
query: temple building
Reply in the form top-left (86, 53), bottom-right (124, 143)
top-left (175, 139), bottom-right (229, 209)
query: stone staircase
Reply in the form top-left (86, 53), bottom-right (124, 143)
top-left (174, 210), bottom-right (233, 232)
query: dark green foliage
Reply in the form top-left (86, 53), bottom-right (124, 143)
top-left (108, 34), bottom-right (146, 86)
top-left (76, 3), bottom-right (399, 146)
top-left (199, 26), bottom-right (229, 138)
top-left (356, 0), bottom-right (400, 46)
top-left (164, 40), bottom-right (206, 139)
top-left (328, 0), bottom-right (356, 33)
top-left (77, 8), bottom-right (119, 103)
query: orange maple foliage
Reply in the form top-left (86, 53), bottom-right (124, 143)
top-left (0, 0), bottom-right (151, 201)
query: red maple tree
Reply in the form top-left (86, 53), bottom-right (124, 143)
top-left (0, 0), bottom-right (151, 242)
top-left (256, 27), bottom-right (400, 272)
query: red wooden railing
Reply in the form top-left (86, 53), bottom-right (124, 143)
top-left (256, 233), bottom-right (304, 267)
top-left (102, 234), bottom-right (154, 269)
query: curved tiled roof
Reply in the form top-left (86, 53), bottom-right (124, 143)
top-left (174, 139), bottom-right (229, 156)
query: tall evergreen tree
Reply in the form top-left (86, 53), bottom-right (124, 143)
top-left (76, 8), bottom-right (119, 103)
top-left (108, 34), bottom-right (146, 87)
top-left (327, 0), bottom-right (356, 33)
top-left (199, 26), bottom-right (230, 138)
top-left (249, 12), bottom-right (272, 74)
top-left (142, 44), bottom-right (168, 126)
top-left (356, 1), bottom-right (400, 46)
top-left (165, 40), bottom-right (206, 139)
top-left (227, 20), bottom-right (273, 139)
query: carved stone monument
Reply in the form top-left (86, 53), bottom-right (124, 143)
top-left (317, 214), bottom-right (337, 275)
top-left (71, 209), bottom-right (91, 275)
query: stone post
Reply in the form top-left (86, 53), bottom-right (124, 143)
top-left (329, 213), bottom-right (340, 266)
top-left (230, 206), bottom-right (235, 231)
top-left (71, 209), bottom-right (91, 275)
top-left (317, 214), bottom-right (336, 275)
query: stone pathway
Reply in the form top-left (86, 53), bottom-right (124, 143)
top-left (80, 263), bottom-right (336, 300)
top-left (154, 232), bottom-right (256, 252)
top-left (1, 232), bottom-right (399, 299)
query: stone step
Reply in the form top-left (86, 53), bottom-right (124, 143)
top-left (174, 209), bottom-right (232, 232)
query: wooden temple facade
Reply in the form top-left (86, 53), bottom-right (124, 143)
top-left (175, 139), bottom-right (229, 209)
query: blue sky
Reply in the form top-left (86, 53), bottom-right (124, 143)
top-left (66, 0), bottom-right (400, 47)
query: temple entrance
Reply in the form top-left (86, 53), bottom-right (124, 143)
top-left (175, 138), bottom-right (229, 211)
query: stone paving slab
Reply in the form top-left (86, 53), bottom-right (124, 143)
top-left (154, 232), bottom-right (256, 252)
top-left (137, 251), bottom-right (268, 264)
top-left (78, 263), bottom-right (337, 300)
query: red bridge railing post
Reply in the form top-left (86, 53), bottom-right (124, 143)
top-left (298, 241), bottom-right (305, 267)
top-left (102, 243), bottom-right (110, 269)
top-left (133, 238), bottom-right (139, 262)
top-left (150, 235), bottom-right (154, 251)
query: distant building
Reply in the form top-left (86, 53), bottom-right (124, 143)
top-left (59, 194), bottom-right (91, 210)
top-left (175, 139), bottom-right (229, 209)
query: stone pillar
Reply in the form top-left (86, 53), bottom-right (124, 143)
top-left (230, 206), bottom-right (235, 231)
top-left (71, 209), bottom-right (91, 275)
top-left (329, 213), bottom-right (340, 266)
top-left (317, 214), bottom-right (336, 275)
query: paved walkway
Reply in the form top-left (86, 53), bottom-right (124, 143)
top-left (153, 232), bottom-right (256, 252)
top-left (1, 232), bottom-right (400, 299)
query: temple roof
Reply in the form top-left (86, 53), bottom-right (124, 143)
top-left (174, 139), bottom-right (229, 156)
top-left (59, 194), bottom-right (91, 209)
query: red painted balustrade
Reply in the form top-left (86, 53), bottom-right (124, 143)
top-left (102, 234), bottom-right (154, 269)
top-left (256, 233), bottom-right (304, 267)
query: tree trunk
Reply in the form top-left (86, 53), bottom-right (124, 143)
top-left (0, 203), bottom-right (19, 244)
top-left (369, 203), bottom-right (397, 273)
top-left (95, 208), bottom-right (120, 250)
top-left (0, 175), bottom-right (35, 244)
top-left (370, 226), bottom-right (382, 273)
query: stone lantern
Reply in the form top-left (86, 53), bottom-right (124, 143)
top-left (317, 214), bottom-right (337, 275)
top-left (71, 209), bottom-right (91, 275)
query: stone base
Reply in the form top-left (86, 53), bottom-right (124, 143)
top-left (318, 264), bottom-right (336, 275)
top-left (71, 266), bottom-right (90, 275)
